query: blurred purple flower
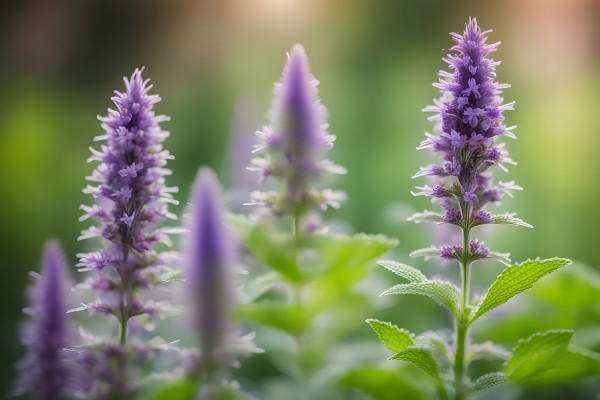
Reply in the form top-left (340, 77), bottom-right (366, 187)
top-left (18, 241), bottom-right (72, 400)
top-left (184, 168), bottom-right (236, 370)
top-left (248, 44), bottom-right (346, 219)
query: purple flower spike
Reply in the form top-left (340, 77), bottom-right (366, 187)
top-left (416, 18), bottom-right (517, 225)
top-left (76, 68), bottom-right (179, 397)
top-left (18, 241), bottom-right (72, 400)
top-left (249, 44), bottom-right (346, 220)
top-left (184, 168), bottom-right (236, 369)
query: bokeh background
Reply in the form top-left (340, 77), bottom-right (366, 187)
top-left (1, 0), bottom-right (599, 397)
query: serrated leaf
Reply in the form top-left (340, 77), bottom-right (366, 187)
top-left (479, 213), bottom-right (533, 228)
top-left (408, 210), bottom-right (444, 224)
top-left (472, 372), bottom-right (508, 393)
top-left (505, 330), bottom-right (600, 384)
top-left (391, 347), bottom-right (440, 379)
top-left (366, 319), bottom-right (414, 352)
top-left (505, 330), bottom-right (573, 375)
top-left (472, 258), bottom-right (571, 322)
top-left (377, 260), bottom-right (428, 283)
top-left (381, 281), bottom-right (460, 317)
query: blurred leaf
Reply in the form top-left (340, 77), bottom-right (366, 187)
top-left (312, 233), bottom-right (398, 272)
top-left (149, 379), bottom-right (195, 400)
top-left (472, 258), bottom-right (572, 322)
top-left (236, 301), bottom-right (310, 334)
top-left (466, 341), bottom-right (511, 364)
top-left (366, 319), bottom-right (414, 352)
top-left (381, 281), bottom-right (460, 317)
top-left (228, 214), bottom-right (301, 283)
top-left (505, 330), bottom-right (600, 385)
top-left (240, 271), bottom-right (281, 303)
top-left (304, 233), bottom-right (397, 313)
top-left (484, 213), bottom-right (533, 229)
top-left (531, 262), bottom-right (600, 307)
top-left (471, 372), bottom-right (508, 394)
top-left (339, 368), bottom-right (428, 400)
top-left (377, 260), bottom-right (428, 283)
top-left (408, 210), bottom-right (444, 224)
top-left (414, 331), bottom-right (453, 364)
top-left (390, 347), bottom-right (440, 380)
top-left (409, 246), bottom-right (441, 258)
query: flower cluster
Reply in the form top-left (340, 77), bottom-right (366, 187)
top-left (183, 168), bottom-right (236, 374)
top-left (75, 68), bottom-right (179, 396)
top-left (414, 17), bottom-right (518, 261)
top-left (18, 241), bottom-right (75, 400)
top-left (248, 44), bottom-right (346, 224)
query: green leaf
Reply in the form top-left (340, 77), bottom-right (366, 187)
top-left (505, 330), bottom-right (573, 375)
top-left (472, 258), bottom-right (572, 322)
top-left (314, 233), bottom-right (398, 272)
top-left (477, 213), bottom-right (533, 228)
top-left (377, 260), bottom-right (428, 283)
top-left (228, 214), bottom-right (302, 283)
top-left (409, 246), bottom-right (441, 259)
top-left (408, 210), bottom-right (444, 224)
top-left (472, 372), bottom-right (508, 394)
top-left (531, 262), bottom-right (600, 307)
top-left (466, 341), bottom-right (511, 364)
top-left (414, 331), bottom-right (452, 363)
top-left (240, 272), bottom-right (281, 303)
top-left (505, 330), bottom-right (600, 385)
top-left (391, 347), bottom-right (440, 379)
top-left (339, 368), bottom-right (428, 400)
top-left (236, 301), bottom-right (310, 334)
top-left (366, 319), bottom-right (414, 352)
top-left (149, 379), bottom-right (196, 400)
top-left (381, 281), bottom-right (460, 317)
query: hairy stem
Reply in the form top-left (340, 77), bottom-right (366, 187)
top-left (454, 202), bottom-right (472, 400)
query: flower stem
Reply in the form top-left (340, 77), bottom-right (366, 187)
top-left (454, 202), bottom-right (472, 400)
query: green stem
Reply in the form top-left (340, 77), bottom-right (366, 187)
top-left (454, 202), bottom-right (472, 400)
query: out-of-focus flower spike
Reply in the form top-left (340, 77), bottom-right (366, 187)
top-left (18, 241), bottom-right (73, 400)
top-left (184, 168), bottom-right (236, 372)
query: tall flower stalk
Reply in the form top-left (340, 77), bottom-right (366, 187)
top-left (17, 241), bottom-right (73, 400)
top-left (183, 167), bottom-right (236, 396)
top-left (76, 67), bottom-right (179, 397)
top-left (367, 18), bottom-right (572, 400)
top-left (235, 44), bottom-right (396, 398)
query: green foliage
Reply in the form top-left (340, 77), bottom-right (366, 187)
top-left (478, 213), bottom-right (533, 229)
top-left (505, 329), bottom-right (600, 385)
top-left (531, 262), bottom-right (600, 307)
top-left (228, 214), bottom-right (302, 283)
top-left (381, 281), bottom-right (460, 317)
top-left (366, 319), bottom-right (414, 352)
top-left (236, 302), bottom-right (310, 334)
top-left (471, 372), bottom-right (508, 394)
top-left (149, 379), bottom-right (196, 400)
top-left (465, 341), bottom-right (511, 364)
top-left (472, 258), bottom-right (572, 322)
top-left (390, 347), bottom-right (440, 380)
top-left (339, 368), bottom-right (428, 400)
top-left (407, 210), bottom-right (444, 224)
top-left (377, 260), bottom-right (428, 283)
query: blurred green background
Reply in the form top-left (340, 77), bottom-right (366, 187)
top-left (1, 0), bottom-right (599, 397)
